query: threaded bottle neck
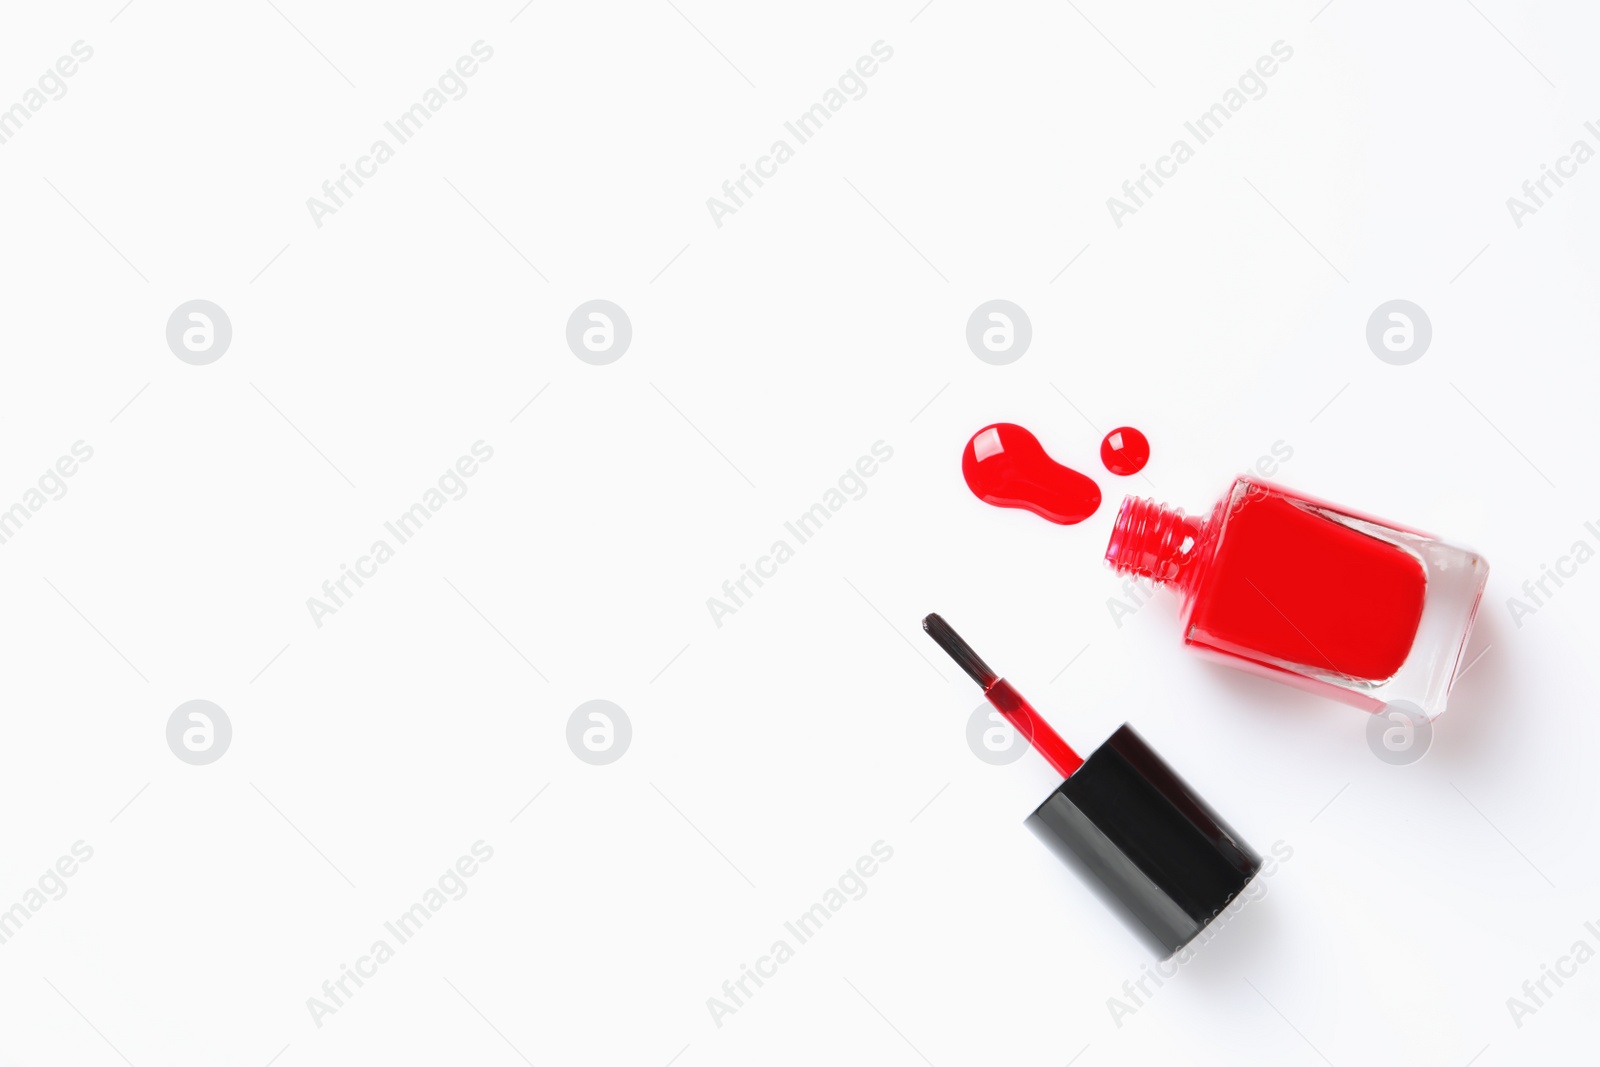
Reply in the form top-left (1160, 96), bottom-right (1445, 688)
top-left (1105, 496), bottom-right (1203, 584)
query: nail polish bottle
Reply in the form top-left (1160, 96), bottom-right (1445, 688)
top-left (1105, 477), bottom-right (1488, 719)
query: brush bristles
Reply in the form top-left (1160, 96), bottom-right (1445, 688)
top-left (921, 613), bottom-right (998, 689)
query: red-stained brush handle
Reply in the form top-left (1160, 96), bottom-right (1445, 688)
top-left (922, 614), bottom-right (1084, 779)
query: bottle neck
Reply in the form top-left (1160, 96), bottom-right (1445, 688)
top-left (1104, 496), bottom-right (1204, 586)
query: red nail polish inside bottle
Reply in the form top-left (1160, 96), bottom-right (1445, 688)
top-left (1105, 477), bottom-right (1488, 719)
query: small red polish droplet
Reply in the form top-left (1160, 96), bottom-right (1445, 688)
top-left (962, 423), bottom-right (1102, 525)
top-left (1100, 426), bottom-right (1150, 476)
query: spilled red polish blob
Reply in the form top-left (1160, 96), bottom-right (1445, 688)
top-left (1100, 426), bottom-right (1150, 476)
top-left (962, 423), bottom-right (1102, 525)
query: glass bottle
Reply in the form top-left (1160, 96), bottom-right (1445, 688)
top-left (1104, 477), bottom-right (1488, 719)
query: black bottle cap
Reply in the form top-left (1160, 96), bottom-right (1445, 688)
top-left (1025, 723), bottom-right (1262, 956)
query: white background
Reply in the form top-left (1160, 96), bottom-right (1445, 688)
top-left (2, 1), bottom-right (1598, 1064)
